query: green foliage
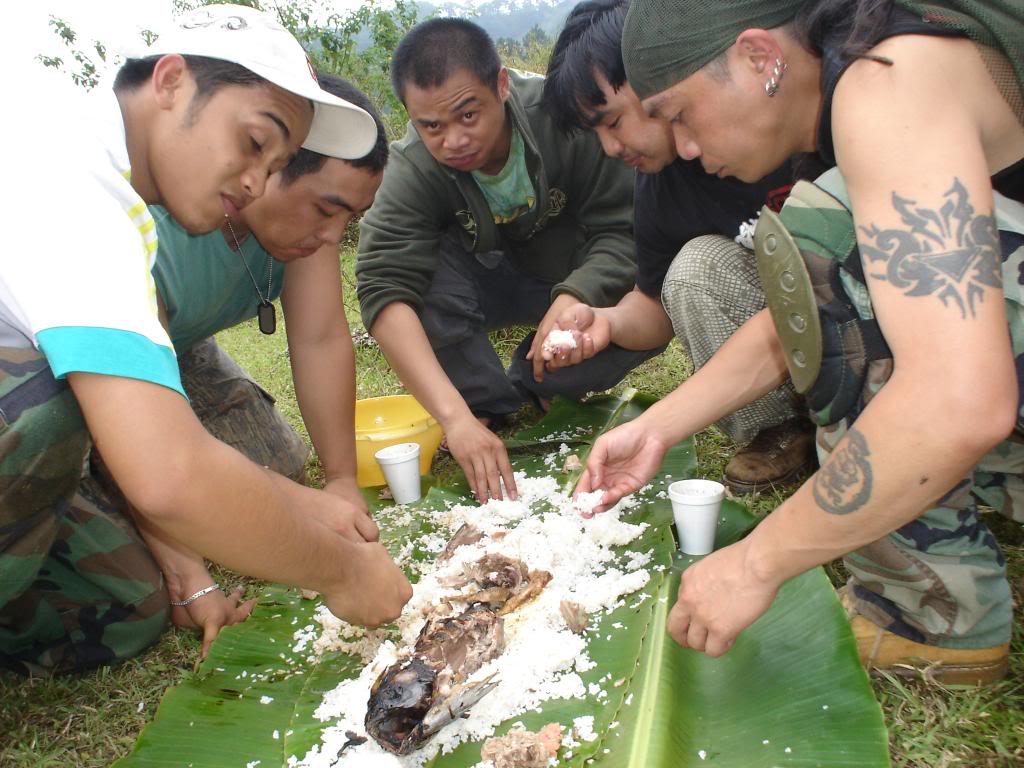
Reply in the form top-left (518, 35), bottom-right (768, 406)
top-left (36, 16), bottom-right (108, 90)
top-left (497, 23), bottom-right (553, 74)
top-left (113, 392), bottom-right (888, 767)
top-left (284, 0), bottom-right (421, 140)
top-left (36, 0), bottom-right (555, 137)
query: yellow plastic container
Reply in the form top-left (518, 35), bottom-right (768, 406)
top-left (354, 395), bottom-right (444, 487)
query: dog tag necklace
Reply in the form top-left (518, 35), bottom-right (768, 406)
top-left (225, 216), bottom-right (276, 335)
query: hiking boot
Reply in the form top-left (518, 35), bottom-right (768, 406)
top-left (840, 587), bottom-right (1009, 685)
top-left (723, 417), bottom-right (816, 494)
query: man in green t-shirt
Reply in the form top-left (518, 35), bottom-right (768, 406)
top-left (358, 18), bottom-right (657, 505)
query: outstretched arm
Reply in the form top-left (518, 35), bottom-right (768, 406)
top-left (370, 301), bottom-right (518, 504)
top-left (577, 307), bottom-right (788, 510)
top-left (69, 372), bottom-right (411, 627)
top-left (282, 247), bottom-right (369, 517)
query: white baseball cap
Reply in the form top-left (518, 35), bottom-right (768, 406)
top-left (123, 4), bottom-right (377, 160)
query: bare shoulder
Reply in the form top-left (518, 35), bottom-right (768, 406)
top-left (281, 245), bottom-right (346, 326)
top-left (836, 34), bottom-right (985, 107)
top-left (832, 33), bottom-right (1021, 175)
top-left (283, 244), bottom-right (342, 284)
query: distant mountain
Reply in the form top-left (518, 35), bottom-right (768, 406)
top-left (416, 0), bottom-right (577, 40)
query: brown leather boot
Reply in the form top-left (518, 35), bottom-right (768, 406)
top-left (840, 587), bottom-right (1009, 685)
top-left (723, 417), bottom-right (816, 494)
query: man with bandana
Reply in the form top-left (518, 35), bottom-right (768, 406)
top-left (542, 0), bottom-right (825, 495)
top-left (577, 0), bottom-right (1023, 684)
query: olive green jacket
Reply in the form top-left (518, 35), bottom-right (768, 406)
top-left (356, 70), bottom-right (636, 331)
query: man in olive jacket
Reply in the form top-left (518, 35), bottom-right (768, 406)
top-left (357, 18), bottom-right (654, 503)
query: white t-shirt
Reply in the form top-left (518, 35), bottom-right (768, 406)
top-left (0, 76), bottom-right (183, 396)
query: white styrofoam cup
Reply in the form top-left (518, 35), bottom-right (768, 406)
top-left (374, 442), bottom-right (422, 504)
top-left (668, 479), bottom-right (725, 555)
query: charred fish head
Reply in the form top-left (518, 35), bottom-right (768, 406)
top-left (366, 605), bottom-right (504, 754)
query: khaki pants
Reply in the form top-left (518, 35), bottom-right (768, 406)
top-left (661, 235), bottom-right (802, 444)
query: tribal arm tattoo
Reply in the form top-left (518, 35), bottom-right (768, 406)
top-left (858, 178), bottom-right (1001, 319)
top-left (813, 428), bottom-right (873, 515)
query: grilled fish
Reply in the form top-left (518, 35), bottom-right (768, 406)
top-left (365, 553), bottom-right (551, 754)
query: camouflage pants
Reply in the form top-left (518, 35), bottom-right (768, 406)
top-left (821, 418), bottom-right (1018, 649)
top-left (0, 337), bottom-right (309, 674)
top-left (176, 337), bottom-right (308, 482)
top-left (661, 235), bottom-right (802, 444)
top-left (801, 172), bottom-right (1024, 649)
top-left (0, 349), bottom-right (168, 674)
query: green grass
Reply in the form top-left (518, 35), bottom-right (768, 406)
top-left (1, 248), bottom-right (1021, 767)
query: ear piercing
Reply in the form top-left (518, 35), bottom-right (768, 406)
top-left (765, 58), bottom-right (787, 97)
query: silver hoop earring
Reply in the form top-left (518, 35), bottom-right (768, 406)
top-left (765, 58), bottom-right (787, 97)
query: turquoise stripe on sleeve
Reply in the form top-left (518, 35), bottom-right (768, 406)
top-left (37, 327), bottom-right (185, 397)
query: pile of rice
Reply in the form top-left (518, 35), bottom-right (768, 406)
top-left (292, 471), bottom-right (659, 767)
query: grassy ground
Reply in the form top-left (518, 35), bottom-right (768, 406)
top-left (1, 249), bottom-right (1021, 767)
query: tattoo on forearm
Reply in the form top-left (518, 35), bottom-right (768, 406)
top-left (858, 178), bottom-right (1000, 319)
top-left (813, 428), bottom-right (872, 515)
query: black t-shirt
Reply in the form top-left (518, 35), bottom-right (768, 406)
top-left (634, 158), bottom-right (806, 297)
top-left (994, 156), bottom-right (1024, 204)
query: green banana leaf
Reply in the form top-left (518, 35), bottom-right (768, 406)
top-left (116, 391), bottom-right (888, 768)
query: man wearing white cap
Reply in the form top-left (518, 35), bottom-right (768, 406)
top-left (0, 5), bottom-right (411, 674)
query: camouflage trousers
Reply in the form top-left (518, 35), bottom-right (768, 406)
top-left (175, 337), bottom-right (308, 482)
top-left (661, 235), bottom-right (802, 444)
top-left (92, 336), bottom-right (309, 523)
top-left (803, 172), bottom-right (1024, 649)
top-left (0, 338), bottom-right (308, 674)
top-left (822, 417), bottom-right (1019, 649)
top-left (0, 349), bottom-right (168, 674)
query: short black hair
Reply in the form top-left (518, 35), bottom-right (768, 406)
top-left (113, 54), bottom-right (267, 116)
top-left (279, 72), bottom-right (390, 184)
top-left (543, 0), bottom-right (629, 135)
top-left (390, 18), bottom-right (501, 104)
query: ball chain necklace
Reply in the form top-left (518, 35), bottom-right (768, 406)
top-left (224, 214), bottom-right (276, 335)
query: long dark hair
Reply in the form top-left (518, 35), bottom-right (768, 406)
top-left (793, 0), bottom-right (896, 60)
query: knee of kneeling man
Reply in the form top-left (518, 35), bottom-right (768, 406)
top-left (94, 587), bottom-right (171, 666)
top-left (134, 585), bottom-right (172, 624)
top-left (665, 235), bottom-right (746, 288)
top-left (419, 304), bottom-right (478, 349)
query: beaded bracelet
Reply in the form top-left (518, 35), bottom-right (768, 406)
top-left (170, 583), bottom-right (221, 607)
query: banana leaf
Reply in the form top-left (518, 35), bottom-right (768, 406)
top-left (116, 391), bottom-right (888, 767)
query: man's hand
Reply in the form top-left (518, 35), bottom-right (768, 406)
top-left (323, 478), bottom-right (377, 541)
top-left (444, 413), bottom-right (517, 503)
top-left (542, 303), bottom-right (613, 371)
top-left (667, 538), bottom-right (781, 657)
top-left (311, 485), bottom-right (379, 542)
top-left (575, 419), bottom-right (668, 515)
top-left (322, 542), bottom-right (413, 628)
top-left (526, 293), bottom-right (584, 383)
top-left (323, 478), bottom-right (368, 514)
top-left (171, 585), bottom-right (256, 658)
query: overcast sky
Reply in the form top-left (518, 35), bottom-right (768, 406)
top-left (4, 0), bottom-right (403, 77)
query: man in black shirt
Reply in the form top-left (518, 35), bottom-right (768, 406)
top-left (542, 0), bottom-right (816, 493)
